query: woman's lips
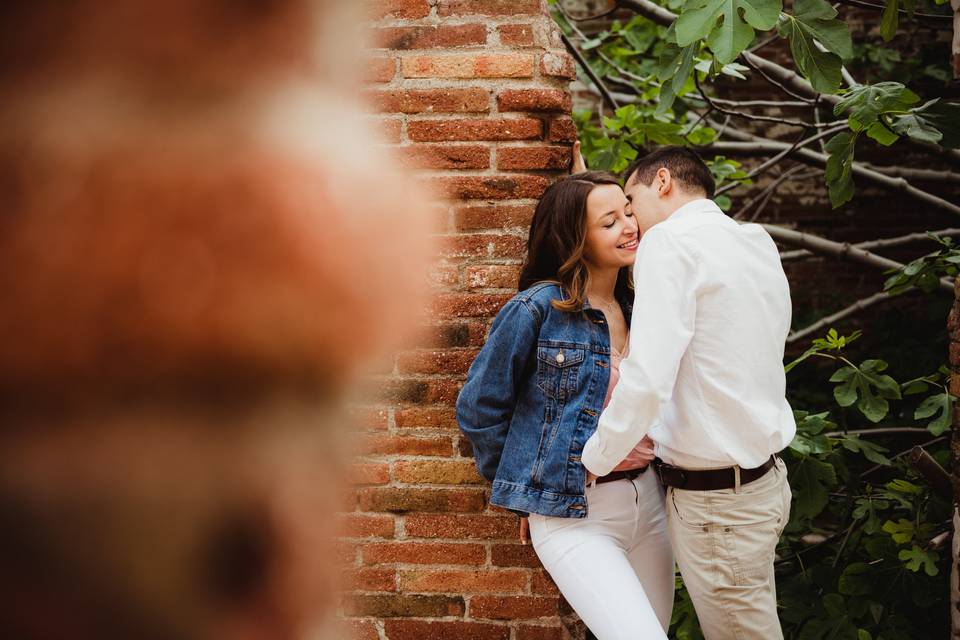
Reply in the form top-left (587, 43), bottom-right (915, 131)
top-left (617, 238), bottom-right (638, 250)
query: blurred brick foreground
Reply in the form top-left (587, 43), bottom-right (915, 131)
top-left (343, 2), bottom-right (578, 639)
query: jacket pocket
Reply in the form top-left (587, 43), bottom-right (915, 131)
top-left (536, 344), bottom-right (586, 400)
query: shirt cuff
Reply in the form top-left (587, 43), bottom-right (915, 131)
top-left (581, 432), bottom-right (616, 477)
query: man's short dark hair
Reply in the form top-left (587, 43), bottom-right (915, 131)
top-left (622, 146), bottom-right (715, 198)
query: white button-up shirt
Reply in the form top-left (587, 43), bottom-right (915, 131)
top-left (582, 198), bottom-right (796, 475)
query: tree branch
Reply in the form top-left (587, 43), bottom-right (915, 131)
top-left (781, 228), bottom-right (960, 261)
top-left (560, 32), bottom-right (619, 112)
top-left (787, 291), bottom-right (894, 344)
top-left (833, 0), bottom-right (953, 22)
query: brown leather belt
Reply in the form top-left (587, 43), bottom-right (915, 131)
top-left (595, 466), bottom-right (647, 485)
top-left (655, 456), bottom-right (776, 491)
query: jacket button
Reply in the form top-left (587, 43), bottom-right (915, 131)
top-left (556, 351), bottom-right (565, 364)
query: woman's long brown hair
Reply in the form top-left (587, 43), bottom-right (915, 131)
top-left (518, 171), bottom-right (632, 312)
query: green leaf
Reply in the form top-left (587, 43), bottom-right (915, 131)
top-left (866, 121), bottom-right (899, 146)
top-left (776, 0), bottom-right (852, 93)
top-left (792, 456), bottom-right (837, 518)
top-left (824, 131), bottom-right (856, 207)
top-left (833, 82), bottom-right (920, 128)
top-left (915, 392), bottom-right (954, 436)
top-left (839, 562), bottom-right (872, 596)
top-left (839, 436), bottom-right (891, 465)
top-left (898, 545), bottom-right (939, 576)
top-left (882, 518), bottom-right (914, 544)
top-left (891, 113), bottom-right (943, 144)
top-left (880, 0), bottom-right (899, 41)
top-left (676, 0), bottom-right (782, 64)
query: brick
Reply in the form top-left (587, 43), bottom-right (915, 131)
top-left (368, 0), bottom-right (430, 19)
top-left (539, 51), bottom-right (576, 79)
top-left (373, 379), bottom-right (430, 403)
top-left (398, 144), bottom-right (490, 170)
top-left (351, 462), bottom-right (391, 485)
top-left (438, 0), bottom-right (542, 16)
top-left (366, 88), bottom-right (490, 114)
top-left (440, 234), bottom-right (526, 259)
top-left (429, 262), bottom-right (459, 287)
top-left (469, 596), bottom-right (559, 620)
top-left (497, 89), bottom-right (571, 113)
top-left (516, 625), bottom-right (563, 640)
top-left (394, 459), bottom-right (484, 484)
top-left (404, 514), bottom-right (518, 540)
top-left (950, 370), bottom-right (960, 396)
top-left (454, 204), bottom-right (535, 230)
top-left (373, 118), bottom-right (403, 144)
top-left (366, 57), bottom-right (397, 83)
top-left (547, 116), bottom-right (577, 143)
top-left (371, 24), bottom-right (487, 49)
top-left (410, 322), bottom-right (488, 348)
top-left (363, 542), bottom-right (487, 565)
top-left (359, 487), bottom-right (486, 513)
top-left (424, 379), bottom-right (463, 405)
top-left (351, 407), bottom-right (390, 431)
top-left (395, 406), bottom-right (459, 429)
top-left (498, 146), bottom-right (571, 171)
top-left (428, 175), bottom-right (550, 200)
top-left (344, 594), bottom-right (465, 618)
top-left (342, 619), bottom-right (379, 640)
top-left (402, 54), bottom-right (534, 79)
top-left (343, 566), bottom-right (397, 592)
top-left (431, 293), bottom-right (512, 318)
top-left (397, 349), bottom-right (479, 375)
top-left (359, 434), bottom-right (454, 456)
top-left (400, 569), bottom-right (527, 593)
top-left (498, 24), bottom-right (535, 47)
top-left (530, 569), bottom-right (560, 595)
top-left (466, 265), bottom-right (521, 290)
top-left (384, 620), bottom-right (510, 640)
top-left (338, 513), bottom-right (396, 539)
top-left (951, 341), bottom-right (960, 366)
top-left (408, 118), bottom-right (542, 142)
top-left (490, 543), bottom-right (541, 568)
top-left (337, 541), bottom-right (360, 565)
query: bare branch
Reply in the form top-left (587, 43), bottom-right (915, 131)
top-left (834, 0), bottom-right (953, 22)
top-left (733, 164), bottom-right (812, 221)
top-left (695, 74), bottom-right (842, 129)
top-left (787, 291), bottom-right (894, 344)
top-left (857, 162), bottom-right (960, 184)
top-left (824, 427), bottom-right (931, 437)
top-left (560, 32), bottom-right (619, 112)
top-left (781, 228), bottom-right (960, 260)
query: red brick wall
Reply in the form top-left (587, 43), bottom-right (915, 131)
top-left (344, 2), bottom-right (577, 639)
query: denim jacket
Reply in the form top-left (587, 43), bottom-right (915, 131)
top-left (456, 282), bottom-right (632, 519)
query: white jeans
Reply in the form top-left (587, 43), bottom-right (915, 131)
top-left (528, 470), bottom-right (674, 640)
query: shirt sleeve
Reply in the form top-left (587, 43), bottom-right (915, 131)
top-left (456, 297), bottom-right (539, 482)
top-left (582, 227), bottom-right (699, 476)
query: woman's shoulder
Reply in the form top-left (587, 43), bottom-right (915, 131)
top-left (515, 281), bottom-right (564, 305)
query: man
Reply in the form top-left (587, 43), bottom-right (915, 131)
top-left (581, 146), bottom-right (796, 639)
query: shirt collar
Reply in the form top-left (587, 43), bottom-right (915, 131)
top-left (667, 198), bottom-right (722, 221)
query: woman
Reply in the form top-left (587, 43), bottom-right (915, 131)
top-left (456, 172), bottom-right (674, 639)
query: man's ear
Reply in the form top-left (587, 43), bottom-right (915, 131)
top-left (656, 167), bottom-right (672, 197)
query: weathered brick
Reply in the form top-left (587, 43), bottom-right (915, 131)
top-left (466, 265), bottom-right (521, 290)
top-left (384, 620), bottom-right (510, 640)
top-left (359, 434), bottom-right (454, 457)
top-left (498, 146), bottom-right (571, 171)
top-left (440, 234), bottom-right (526, 259)
top-left (363, 541), bottom-right (487, 565)
top-left (404, 514), bottom-right (518, 540)
top-left (395, 406), bottom-right (459, 429)
top-left (398, 144), bottom-right (490, 170)
top-left (371, 24), bottom-right (487, 49)
top-left (498, 24), bottom-right (535, 47)
top-left (427, 175), bottom-right (550, 200)
top-left (490, 543), bottom-right (541, 568)
top-left (516, 625), bottom-right (563, 640)
top-left (470, 596), bottom-right (559, 620)
top-left (539, 51), bottom-right (576, 79)
top-left (366, 57), bottom-right (397, 83)
top-left (429, 262), bottom-right (460, 287)
top-left (339, 513), bottom-right (396, 539)
top-left (408, 118), bottom-right (542, 142)
top-left (343, 566), bottom-right (398, 592)
top-left (530, 569), bottom-right (560, 595)
top-left (402, 54), bottom-right (534, 79)
top-left (351, 461), bottom-right (391, 485)
top-left (497, 89), bottom-right (571, 112)
top-left (344, 594), bottom-right (465, 618)
top-left (342, 619), bottom-right (379, 640)
top-left (368, 0), bottom-right (430, 19)
top-left (454, 204), bottom-right (535, 230)
top-left (951, 341), bottom-right (960, 366)
top-left (372, 118), bottom-right (403, 143)
top-left (438, 0), bottom-right (542, 16)
top-left (394, 459), bottom-right (484, 484)
top-left (359, 487), bottom-right (486, 513)
top-left (397, 349), bottom-right (479, 375)
top-left (400, 568), bottom-right (527, 593)
top-left (366, 88), bottom-right (490, 114)
top-left (547, 116), bottom-right (577, 143)
top-left (373, 379), bottom-right (430, 404)
top-left (351, 407), bottom-right (390, 431)
top-left (431, 293), bottom-right (512, 318)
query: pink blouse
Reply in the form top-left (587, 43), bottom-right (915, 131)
top-left (603, 333), bottom-right (628, 408)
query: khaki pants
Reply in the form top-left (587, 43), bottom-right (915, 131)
top-left (666, 457), bottom-right (790, 640)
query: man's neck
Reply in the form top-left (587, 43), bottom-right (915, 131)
top-left (664, 193), bottom-right (709, 220)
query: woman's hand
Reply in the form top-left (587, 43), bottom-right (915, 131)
top-left (519, 517), bottom-right (530, 545)
top-left (612, 435), bottom-right (656, 472)
top-left (571, 140), bottom-right (587, 174)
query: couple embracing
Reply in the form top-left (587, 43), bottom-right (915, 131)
top-left (456, 147), bottom-right (796, 640)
